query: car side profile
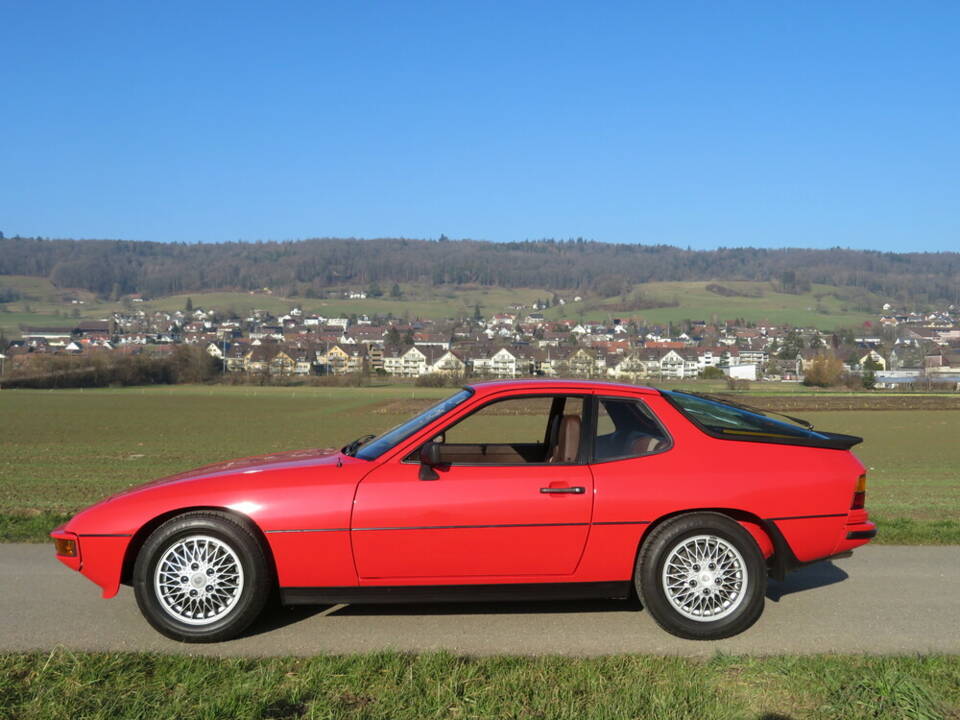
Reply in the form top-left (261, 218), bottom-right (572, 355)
top-left (51, 380), bottom-right (876, 642)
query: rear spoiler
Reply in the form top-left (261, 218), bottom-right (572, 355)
top-left (813, 431), bottom-right (864, 450)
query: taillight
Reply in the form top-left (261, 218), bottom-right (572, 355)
top-left (851, 474), bottom-right (867, 510)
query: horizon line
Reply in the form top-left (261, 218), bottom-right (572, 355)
top-left (2, 234), bottom-right (957, 256)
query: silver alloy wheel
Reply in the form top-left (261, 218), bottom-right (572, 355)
top-left (154, 534), bottom-right (244, 626)
top-left (661, 533), bottom-right (747, 622)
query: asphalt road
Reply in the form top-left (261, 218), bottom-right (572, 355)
top-left (2, 544), bottom-right (957, 657)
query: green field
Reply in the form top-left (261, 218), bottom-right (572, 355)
top-left (146, 284), bottom-right (550, 322)
top-left (1, 650), bottom-right (957, 720)
top-left (544, 281), bottom-right (879, 329)
top-left (0, 385), bottom-right (447, 517)
top-left (1, 385), bottom-right (957, 543)
top-left (0, 275), bottom-right (882, 337)
top-left (0, 276), bottom-right (553, 334)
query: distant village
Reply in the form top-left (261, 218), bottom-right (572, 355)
top-left (5, 296), bottom-right (960, 389)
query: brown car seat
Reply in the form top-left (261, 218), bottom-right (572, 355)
top-left (629, 435), bottom-right (663, 455)
top-left (550, 415), bottom-right (581, 463)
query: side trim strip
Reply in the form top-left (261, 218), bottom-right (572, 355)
top-left (268, 521), bottom-right (649, 534)
top-left (352, 522), bottom-right (590, 532)
top-left (281, 581), bottom-right (633, 606)
top-left (266, 528), bottom-right (349, 534)
top-left (767, 513), bottom-right (847, 522)
top-left (77, 533), bottom-right (132, 538)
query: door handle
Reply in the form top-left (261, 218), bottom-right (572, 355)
top-left (540, 486), bottom-right (586, 494)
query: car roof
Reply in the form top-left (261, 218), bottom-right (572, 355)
top-left (466, 378), bottom-right (662, 397)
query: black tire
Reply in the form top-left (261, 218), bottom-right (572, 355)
top-left (635, 512), bottom-right (766, 640)
top-left (133, 511), bottom-right (272, 642)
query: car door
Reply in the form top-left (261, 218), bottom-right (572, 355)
top-left (584, 395), bottom-right (674, 525)
top-left (351, 393), bottom-right (594, 580)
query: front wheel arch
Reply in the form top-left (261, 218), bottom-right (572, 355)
top-left (121, 506), bottom-right (276, 587)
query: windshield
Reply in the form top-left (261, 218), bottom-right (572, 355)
top-left (664, 391), bottom-right (827, 441)
top-left (354, 389), bottom-right (473, 461)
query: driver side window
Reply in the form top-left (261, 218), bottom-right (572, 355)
top-left (432, 395), bottom-right (585, 465)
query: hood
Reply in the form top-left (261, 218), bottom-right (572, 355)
top-left (108, 447), bottom-right (343, 499)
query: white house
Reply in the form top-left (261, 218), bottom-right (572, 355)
top-left (383, 346), bottom-right (428, 377)
top-left (427, 350), bottom-right (466, 376)
top-left (471, 348), bottom-right (521, 378)
top-left (659, 350), bottom-right (699, 379)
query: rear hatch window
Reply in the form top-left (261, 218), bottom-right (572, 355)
top-left (662, 391), bottom-right (861, 450)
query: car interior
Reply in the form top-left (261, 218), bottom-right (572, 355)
top-left (413, 395), bottom-right (668, 466)
top-left (593, 397), bottom-right (669, 460)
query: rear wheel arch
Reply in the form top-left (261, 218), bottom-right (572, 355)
top-left (120, 506), bottom-right (276, 586)
top-left (635, 508), bottom-right (777, 570)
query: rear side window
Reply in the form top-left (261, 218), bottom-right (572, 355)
top-left (664, 391), bottom-right (829, 442)
top-left (593, 398), bottom-right (670, 461)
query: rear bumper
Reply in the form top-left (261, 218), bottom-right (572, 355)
top-left (763, 511), bottom-right (876, 581)
top-left (834, 509), bottom-right (877, 553)
top-left (834, 520), bottom-right (877, 551)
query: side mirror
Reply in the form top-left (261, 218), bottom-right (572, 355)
top-left (419, 442), bottom-right (442, 481)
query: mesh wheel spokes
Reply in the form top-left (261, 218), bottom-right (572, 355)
top-left (154, 535), bottom-right (245, 626)
top-left (661, 534), bottom-right (748, 622)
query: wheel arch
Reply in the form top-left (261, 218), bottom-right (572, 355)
top-left (635, 507), bottom-right (783, 575)
top-left (120, 506), bottom-right (277, 586)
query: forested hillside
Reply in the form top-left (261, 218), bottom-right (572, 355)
top-left (1, 236), bottom-right (957, 306)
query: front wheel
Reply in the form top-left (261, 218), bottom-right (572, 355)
top-left (133, 511), bottom-right (272, 642)
top-left (635, 512), bottom-right (766, 640)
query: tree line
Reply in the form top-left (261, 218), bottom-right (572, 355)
top-left (0, 346), bottom-right (219, 389)
top-left (1, 236), bottom-right (958, 306)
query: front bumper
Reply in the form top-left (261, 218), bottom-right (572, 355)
top-left (50, 524), bottom-right (129, 599)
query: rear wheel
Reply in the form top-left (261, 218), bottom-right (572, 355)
top-left (133, 511), bottom-right (271, 642)
top-left (636, 512), bottom-right (766, 640)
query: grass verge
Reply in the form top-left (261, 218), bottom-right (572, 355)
top-left (870, 517), bottom-right (960, 545)
top-left (1, 650), bottom-right (958, 720)
top-left (0, 511), bottom-right (72, 542)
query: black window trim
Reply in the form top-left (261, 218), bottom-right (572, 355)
top-left (401, 392), bottom-right (594, 467)
top-left (588, 395), bottom-right (674, 464)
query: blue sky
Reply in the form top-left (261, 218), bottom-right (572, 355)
top-left (1, 2), bottom-right (957, 250)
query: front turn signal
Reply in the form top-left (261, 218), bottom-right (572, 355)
top-left (852, 474), bottom-right (867, 510)
top-left (54, 537), bottom-right (77, 557)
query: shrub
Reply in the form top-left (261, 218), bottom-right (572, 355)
top-left (415, 373), bottom-right (447, 387)
top-left (725, 377), bottom-right (751, 391)
top-left (802, 354), bottom-right (845, 387)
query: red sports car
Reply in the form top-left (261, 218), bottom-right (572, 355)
top-left (51, 380), bottom-right (875, 641)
